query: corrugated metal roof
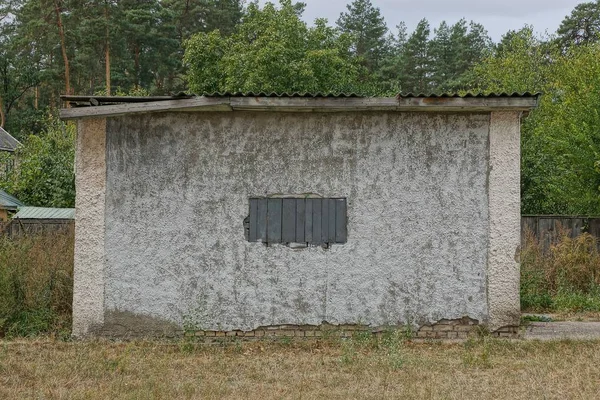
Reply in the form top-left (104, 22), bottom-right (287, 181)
top-left (0, 189), bottom-right (24, 210)
top-left (61, 92), bottom-right (362, 106)
top-left (200, 92), bottom-right (363, 98)
top-left (13, 206), bottom-right (75, 220)
top-left (397, 92), bottom-right (540, 98)
top-left (0, 127), bottom-right (20, 152)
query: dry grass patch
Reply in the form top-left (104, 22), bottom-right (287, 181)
top-left (0, 230), bottom-right (74, 338)
top-left (1, 338), bottom-right (600, 399)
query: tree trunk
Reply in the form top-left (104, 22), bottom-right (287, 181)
top-left (134, 45), bottom-right (140, 89)
top-left (53, 0), bottom-right (71, 96)
top-left (105, 2), bottom-right (111, 95)
top-left (0, 96), bottom-right (5, 128)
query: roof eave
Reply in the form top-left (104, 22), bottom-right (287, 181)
top-left (60, 96), bottom-right (539, 121)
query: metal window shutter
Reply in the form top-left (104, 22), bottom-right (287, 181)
top-left (248, 198), bottom-right (347, 245)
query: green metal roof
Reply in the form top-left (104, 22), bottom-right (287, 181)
top-left (0, 189), bottom-right (24, 210)
top-left (13, 206), bottom-right (75, 220)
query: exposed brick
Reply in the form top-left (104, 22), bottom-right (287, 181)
top-left (433, 324), bottom-right (454, 332)
top-left (454, 325), bottom-right (476, 332)
top-left (190, 319), bottom-right (484, 342)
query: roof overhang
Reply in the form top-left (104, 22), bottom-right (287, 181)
top-left (60, 94), bottom-right (540, 121)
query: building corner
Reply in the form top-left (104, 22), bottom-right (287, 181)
top-left (487, 111), bottom-right (522, 332)
top-left (72, 118), bottom-right (107, 338)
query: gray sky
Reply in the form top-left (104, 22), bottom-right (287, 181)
top-left (259, 0), bottom-right (584, 42)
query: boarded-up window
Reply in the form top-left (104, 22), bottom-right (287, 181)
top-left (247, 198), bottom-right (347, 246)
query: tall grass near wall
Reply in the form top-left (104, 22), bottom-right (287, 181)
top-left (521, 227), bottom-right (600, 312)
top-left (0, 229), bottom-right (74, 338)
top-left (2, 224), bottom-right (600, 338)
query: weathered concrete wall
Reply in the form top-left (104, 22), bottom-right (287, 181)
top-left (73, 118), bottom-right (106, 337)
top-left (488, 111), bottom-right (522, 330)
top-left (103, 111), bottom-right (492, 332)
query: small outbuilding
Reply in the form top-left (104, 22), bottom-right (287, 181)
top-left (0, 126), bottom-right (20, 153)
top-left (0, 189), bottom-right (23, 222)
top-left (10, 206), bottom-right (75, 236)
top-left (61, 93), bottom-right (539, 338)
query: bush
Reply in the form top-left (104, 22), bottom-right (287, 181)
top-left (0, 114), bottom-right (76, 208)
top-left (0, 229), bottom-right (74, 338)
top-left (520, 227), bottom-right (600, 312)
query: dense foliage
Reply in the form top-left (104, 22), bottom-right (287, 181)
top-left (1, 0), bottom-right (600, 214)
top-left (184, 1), bottom-right (366, 94)
top-left (0, 116), bottom-right (75, 208)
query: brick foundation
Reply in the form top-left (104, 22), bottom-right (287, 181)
top-left (184, 317), bottom-right (520, 342)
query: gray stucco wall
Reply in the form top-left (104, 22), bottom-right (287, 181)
top-left (73, 118), bottom-right (106, 337)
top-left (102, 111), bottom-right (492, 332)
top-left (488, 112), bottom-right (522, 330)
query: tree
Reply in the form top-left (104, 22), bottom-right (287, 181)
top-left (557, 0), bottom-right (600, 47)
top-left (0, 115), bottom-right (75, 208)
top-left (336, 0), bottom-right (389, 72)
top-left (473, 27), bottom-right (600, 215)
top-left (184, 0), bottom-right (367, 94)
top-left (428, 19), bottom-right (491, 91)
top-left (164, 0), bottom-right (244, 42)
top-left (397, 19), bottom-right (431, 93)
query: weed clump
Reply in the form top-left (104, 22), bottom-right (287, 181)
top-left (521, 227), bottom-right (600, 312)
top-left (0, 229), bottom-right (74, 338)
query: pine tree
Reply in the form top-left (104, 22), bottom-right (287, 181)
top-left (336, 0), bottom-right (388, 72)
top-left (163, 0), bottom-right (243, 42)
top-left (398, 19), bottom-right (431, 93)
top-left (428, 19), bottom-right (491, 91)
top-left (557, 0), bottom-right (600, 47)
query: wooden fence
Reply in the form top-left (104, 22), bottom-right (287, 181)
top-left (0, 219), bottom-right (74, 238)
top-left (521, 215), bottom-right (600, 249)
top-left (0, 216), bottom-right (599, 247)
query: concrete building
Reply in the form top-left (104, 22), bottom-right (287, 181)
top-left (61, 93), bottom-right (539, 339)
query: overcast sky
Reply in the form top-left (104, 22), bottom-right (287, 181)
top-left (259, 0), bottom-right (584, 42)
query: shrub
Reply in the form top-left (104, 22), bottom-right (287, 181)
top-left (520, 226), bottom-right (600, 312)
top-left (0, 229), bottom-right (74, 338)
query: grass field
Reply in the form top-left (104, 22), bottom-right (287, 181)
top-left (1, 337), bottom-right (600, 399)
